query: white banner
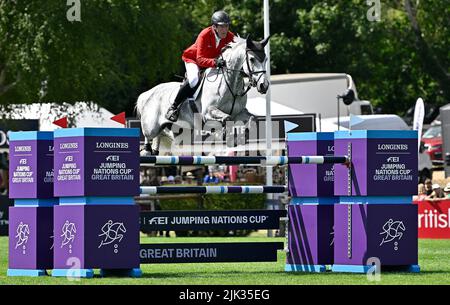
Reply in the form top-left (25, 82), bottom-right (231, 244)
top-left (413, 98), bottom-right (425, 151)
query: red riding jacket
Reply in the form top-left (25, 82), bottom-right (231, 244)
top-left (182, 26), bottom-right (235, 68)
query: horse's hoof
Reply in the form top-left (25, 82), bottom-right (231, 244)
top-left (221, 116), bottom-right (231, 124)
top-left (140, 149), bottom-right (154, 157)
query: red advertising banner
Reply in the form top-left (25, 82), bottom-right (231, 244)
top-left (414, 199), bottom-right (450, 239)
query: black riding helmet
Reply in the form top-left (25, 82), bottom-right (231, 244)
top-left (211, 11), bottom-right (230, 26)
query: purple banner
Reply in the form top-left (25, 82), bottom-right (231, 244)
top-left (9, 140), bottom-right (54, 199)
top-left (54, 136), bottom-right (140, 197)
top-left (334, 136), bottom-right (417, 196)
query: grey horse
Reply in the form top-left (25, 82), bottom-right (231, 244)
top-left (136, 36), bottom-right (270, 156)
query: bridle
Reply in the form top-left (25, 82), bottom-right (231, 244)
top-left (218, 48), bottom-right (267, 115)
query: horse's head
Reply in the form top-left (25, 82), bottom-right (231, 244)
top-left (118, 223), bottom-right (127, 233)
top-left (244, 36), bottom-right (270, 94)
top-left (396, 221), bottom-right (406, 232)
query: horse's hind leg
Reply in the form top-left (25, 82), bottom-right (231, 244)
top-left (151, 135), bottom-right (161, 156)
top-left (141, 137), bottom-right (160, 156)
top-left (143, 137), bottom-right (152, 154)
top-left (140, 119), bottom-right (164, 156)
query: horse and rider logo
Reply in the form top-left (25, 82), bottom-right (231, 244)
top-left (60, 220), bottom-right (77, 254)
top-left (15, 222), bottom-right (30, 254)
top-left (98, 220), bottom-right (126, 254)
top-left (379, 219), bottom-right (406, 251)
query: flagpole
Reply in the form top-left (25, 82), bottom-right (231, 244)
top-left (264, 1), bottom-right (272, 187)
top-left (264, 0), bottom-right (273, 237)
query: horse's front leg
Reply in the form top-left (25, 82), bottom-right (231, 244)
top-left (204, 106), bottom-right (231, 123)
top-left (234, 107), bottom-right (255, 123)
top-left (233, 108), bottom-right (257, 131)
top-left (232, 109), bottom-right (258, 151)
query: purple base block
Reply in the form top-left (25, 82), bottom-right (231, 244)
top-left (8, 207), bottom-right (53, 271)
top-left (7, 269), bottom-right (47, 276)
top-left (331, 264), bottom-right (420, 273)
top-left (287, 133), bottom-right (335, 197)
top-left (286, 205), bottom-right (334, 268)
top-left (334, 204), bottom-right (418, 266)
top-left (51, 268), bottom-right (94, 278)
top-left (285, 264), bottom-right (327, 272)
top-left (53, 204), bottom-right (140, 270)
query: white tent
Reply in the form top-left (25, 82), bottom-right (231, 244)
top-left (320, 114), bottom-right (410, 131)
top-left (246, 97), bottom-right (303, 116)
top-left (0, 102), bottom-right (124, 131)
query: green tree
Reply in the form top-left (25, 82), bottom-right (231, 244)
top-left (0, 0), bottom-right (190, 114)
top-left (1, 1), bottom-right (448, 117)
top-left (186, 0), bottom-right (449, 114)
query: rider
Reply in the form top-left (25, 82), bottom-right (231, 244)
top-left (165, 10), bottom-right (235, 122)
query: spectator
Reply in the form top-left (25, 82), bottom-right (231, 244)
top-left (415, 183), bottom-right (427, 201)
top-left (174, 175), bottom-right (183, 184)
top-left (160, 176), bottom-right (168, 185)
top-left (185, 172), bottom-right (194, 184)
top-left (426, 183), bottom-right (445, 200)
top-left (167, 175), bottom-right (175, 184)
top-left (424, 179), bottom-right (433, 196)
top-left (214, 171), bottom-right (225, 182)
top-left (444, 183), bottom-right (450, 199)
top-left (203, 172), bottom-right (219, 184)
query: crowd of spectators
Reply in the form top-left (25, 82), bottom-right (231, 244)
top-left (141, 169), bottom-right (229, 187)
top-left (416, 178), bottom-right (450, 201)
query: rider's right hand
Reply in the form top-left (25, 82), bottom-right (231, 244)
top-left (215, 57), bottom-right (226, 68)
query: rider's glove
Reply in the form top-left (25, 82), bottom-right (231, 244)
top-left (215, 57), bottom-right (226, 68)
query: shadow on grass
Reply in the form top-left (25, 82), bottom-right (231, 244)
top-left (139, 270), bottom-right (287, 279)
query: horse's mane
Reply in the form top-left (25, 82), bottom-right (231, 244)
top-left (221, 37), bottom-right (246, 63)
top-left (230, 36), bottom-right (247, 48)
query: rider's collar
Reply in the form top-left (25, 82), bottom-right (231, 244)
top-left (213, 28), bottom-right (221, 47)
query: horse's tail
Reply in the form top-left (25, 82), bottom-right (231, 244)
top-left (135, 91), bottom-right (148, 119)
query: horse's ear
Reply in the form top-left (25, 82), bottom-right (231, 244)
top-left (246, 37), bottom-right (255, 49)
top-left (260, 35), bottom-right (271, 48)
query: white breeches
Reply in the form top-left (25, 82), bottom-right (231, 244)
top-left (185, 62), bottom-right (200, 88)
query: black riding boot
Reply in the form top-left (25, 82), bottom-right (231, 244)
top-left (166, 80), bottom-right (195, 122)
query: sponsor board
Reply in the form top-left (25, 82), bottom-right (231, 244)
top-left (415, 199), bottom-right (450, 239)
